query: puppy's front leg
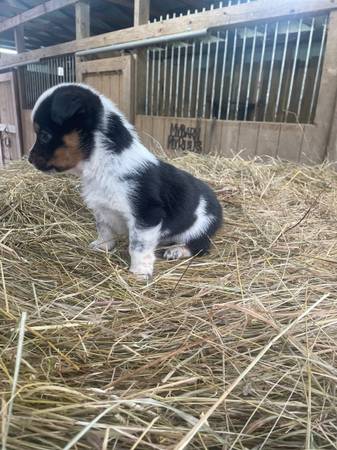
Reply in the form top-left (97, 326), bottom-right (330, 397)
top-left (90, 217), bottom-right (115, 252)
top-left (129, 224), bottom-right (161, 280)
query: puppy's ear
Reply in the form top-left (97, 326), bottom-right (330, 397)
top-left (51, 91), bottom-right (85, 126)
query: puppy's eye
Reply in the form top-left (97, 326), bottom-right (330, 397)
top-left (39, 131), bottom-right (52, 144)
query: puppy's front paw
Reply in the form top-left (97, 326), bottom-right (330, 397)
top-left (129, 265), bottom-right (153, 282)
top-left (89, 239), bottom-right (115, 252)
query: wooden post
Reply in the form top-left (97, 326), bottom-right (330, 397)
top-left (326, 93), bottom-right (337, 162)
top-left (134, 0), bottom-right (150, 26)
top-left (14, 25), bottom-right (25, 53)
top-left (133, 1), bottom-right (150, 121)
top-left (314, 11), bottom-right (337, 162)
top-left (75, 1), bottom-right (90, 40)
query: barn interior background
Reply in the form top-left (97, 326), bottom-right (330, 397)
top-left (0, 0), bottom-right (337, 166)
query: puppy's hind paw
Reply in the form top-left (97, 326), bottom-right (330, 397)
top-left (163, 245), bottom-right (192, 261)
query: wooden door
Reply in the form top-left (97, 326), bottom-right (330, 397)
top-left (77, 55), bottom-right (135, 122)
top-left (0, 72), bottom-right (22, 166)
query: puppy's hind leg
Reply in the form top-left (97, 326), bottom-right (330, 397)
top-left (185, 234), bottom-right (211, 256)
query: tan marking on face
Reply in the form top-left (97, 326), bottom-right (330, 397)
top-left (49, 131), bottom-right (83, 170)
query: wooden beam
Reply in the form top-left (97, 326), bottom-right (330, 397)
top-left (0, 0), bottom-right (79, 33)
top-left (14, 24), bottom-right (25, 53)
top-left (75, 1), bottom-right (90, 39)
top-left (104, 0), bottom-right (133, 7)
top-left (1, 0), bottom-right (337, 69)
top-left (134, 0), bottom-right (150, 26)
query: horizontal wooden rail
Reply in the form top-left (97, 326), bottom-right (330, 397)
top-left (0, 0), bottom-right (336, 70)
top-left (0, 0), bottom-right (79, 33)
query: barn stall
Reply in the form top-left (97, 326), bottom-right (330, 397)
top-left (1, 1), bottom-right (337, 449)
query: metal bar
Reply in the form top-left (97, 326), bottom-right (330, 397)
top-left (195, 40), bottom-right (204, 117)
top-left (45, 59), bottom-right (49, 90)
top-left (145, 48), bottom-right (150, 114)
top-left (32, 65), bottom-right (36, 106)
top-left (263, 21), bottom-right (279, 121)
top-left (285, 18), bottom-right (302, 122)
top-left (76, 29), bottom-right (209, 57)
top-left (168, 45), bottom-right (175, 116)
top-left (51, 58), bottom-right (56, 86)
top-left (37, 63), bottom-right (41, 98)
top-left (218, 30), bottom-right (229, 119)
top-left (309, 15), bottom-right (328, 122)
top-left (297, 17), bottom-right (315, 119)
top-left (210, 31), bottom-right (220, 118)
top-left (67, 55), bottom-right (71, 83)
top-left (162, 44), bottom-right (168, 115)
top-left (69, 55), bottom-right (72, 83)
top-left (181, 44), bottom-right (188, 117)
top-left (175, 44), bottom-right (181, 117)
top-left (151, 49), bottom-right (155, 115)
top-left (67, 55), bottom-right (70, 83)
top-left (156, 47), bottom-right (161, 115)
top-left (253, 23), bottom-right (268, 121)
top-left (188, 41), bottom-right (196, 117)
top-left (226, 27), bottom-right (238, 120)
top-left (235, 26), bottom-right (247, 120)
top-left (274, 20), bottom-right (290, 121)
top-left (73, 55), bottom-right (76, 82)
top-left (26, 65), bottom-right (30, 108)
top-left (202, 39), bottom-right (211, 118)
top-left (40, 60), bottom-right (45, 94)
top-left (244, 25), bottom-right (257, 120)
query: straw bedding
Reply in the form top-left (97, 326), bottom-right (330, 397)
top-left (1, 153), bottom-right (337, 450)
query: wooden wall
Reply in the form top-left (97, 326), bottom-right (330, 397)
top-left (135, 115), bottom-right (326, 163)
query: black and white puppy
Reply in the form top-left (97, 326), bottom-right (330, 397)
top-left (29, 83), bottom-right (222, 279)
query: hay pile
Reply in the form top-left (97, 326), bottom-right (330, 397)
top-left (1, 154), bottom-right (337, 450)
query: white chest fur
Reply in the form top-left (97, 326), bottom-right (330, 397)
top-left (80, 132), bottom-right (158, 231)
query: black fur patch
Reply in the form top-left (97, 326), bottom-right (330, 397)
top-left (104, 113), bottom-right (133, 153)
top-left (128, 160), bottom-right (223, 254)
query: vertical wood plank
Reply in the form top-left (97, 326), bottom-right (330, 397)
top-left (277, 124), bottom-right (303, 162)
top-left (256, 123), bottom-right (281, 158)
top-left (138, 115), bottom-right (153, 148)
top-left (76, 1), bottom-right (90, 40)
top-left (326, 87), bottom-right (337, 162)
top-left (21, 109), bottom-right (35, 154)
top-left (315, 11), bottom-right (337, 161)
top-left (220, 121), bottom-right (240, 157)
top-left (301, 124), bottom-right (327, 164)
top-left (10, 71), bottom-right (22, 159)
top-left (237, 122), bottom-right (259, 158)
top-left (204, 119), bottom-right (223, 154)
top-left (134, 0), bottom-right (150, 26)
top-left (14, 25), bottom-right (25, 53)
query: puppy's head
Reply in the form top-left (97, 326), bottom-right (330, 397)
top-left (29, 83), bottom-right (101, 172)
